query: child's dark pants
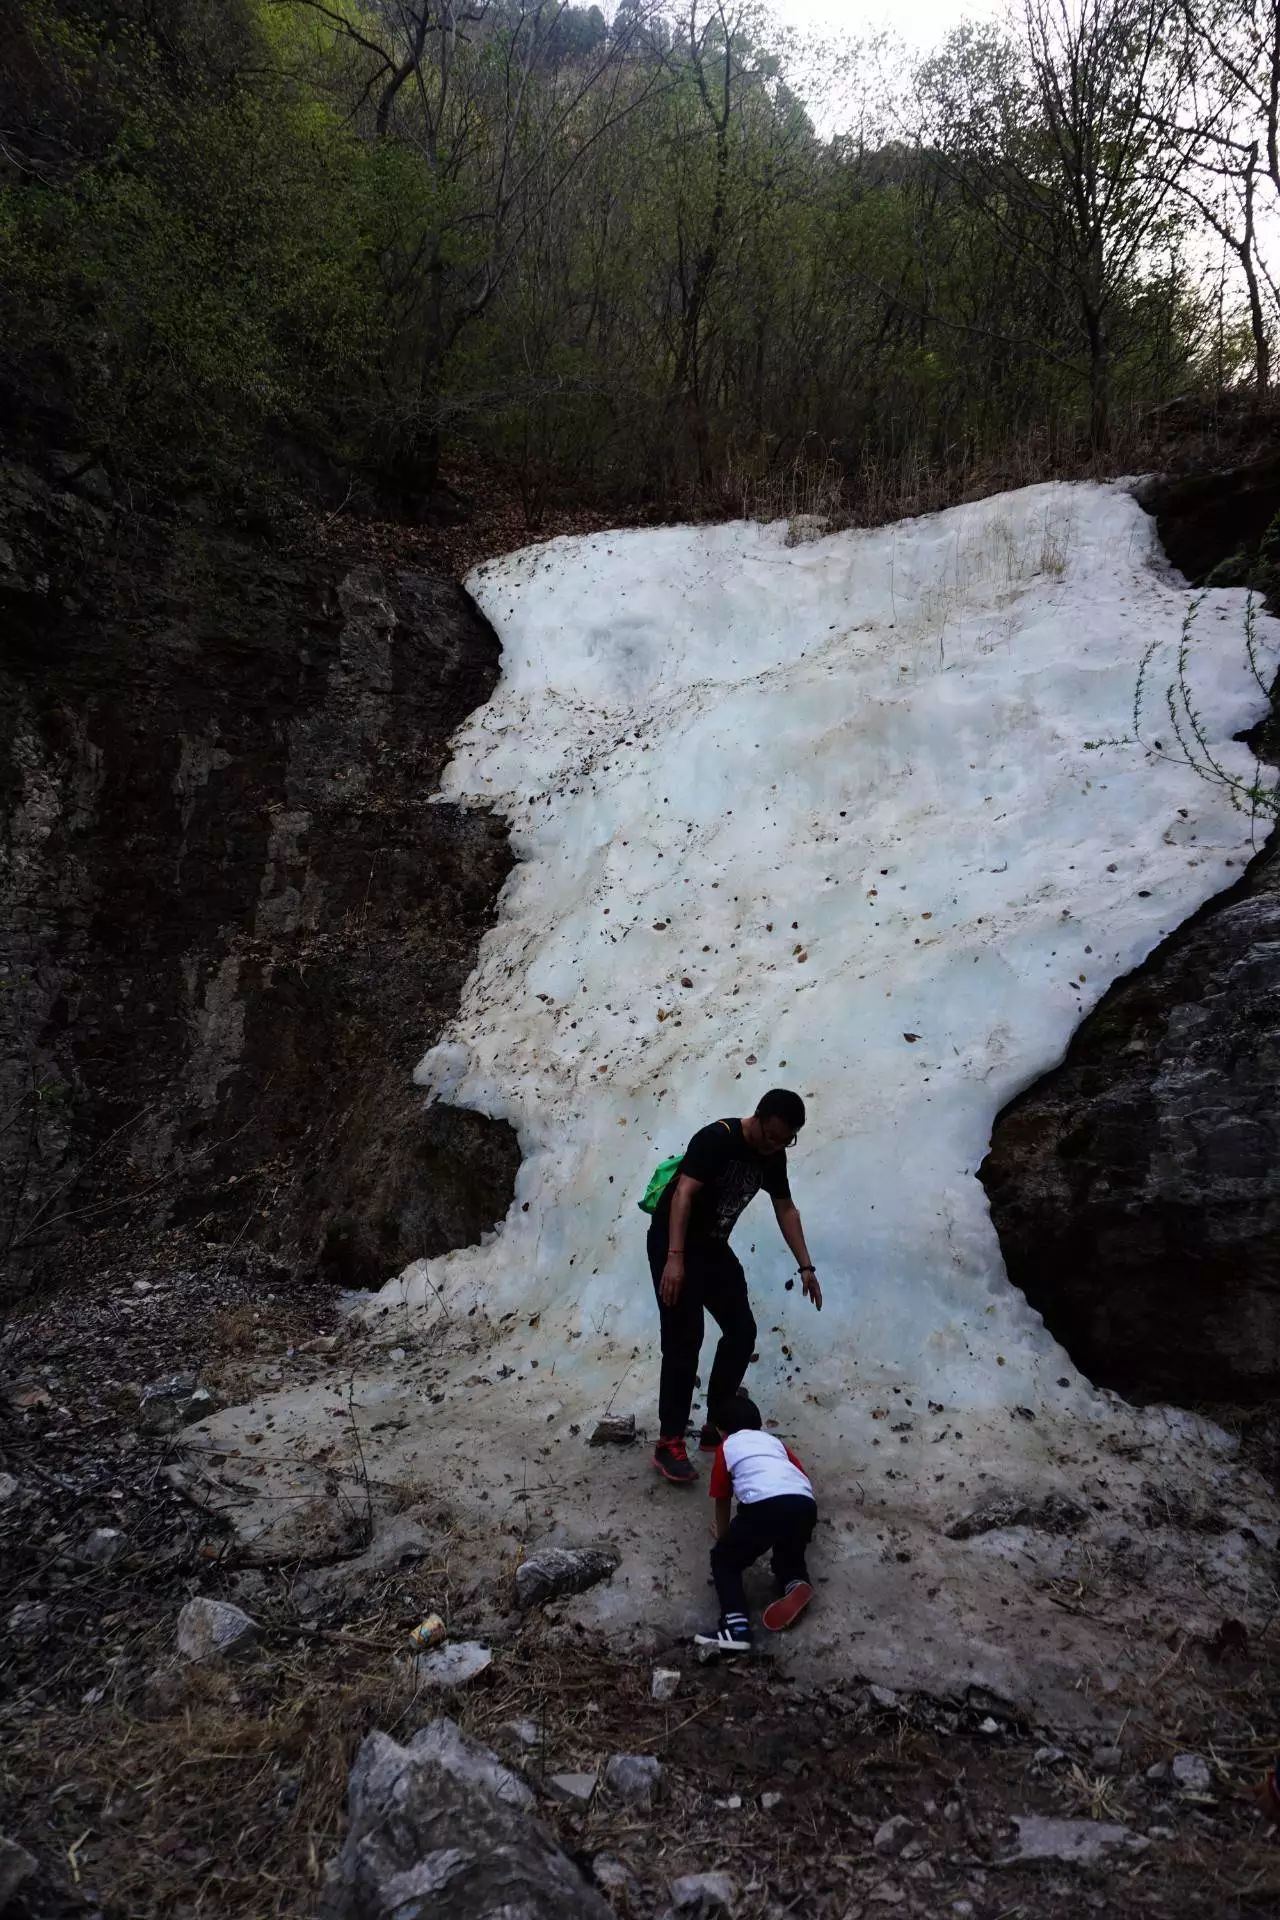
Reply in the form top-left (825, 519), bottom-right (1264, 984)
top-left (711, 1494), bottom-right (816, 1616)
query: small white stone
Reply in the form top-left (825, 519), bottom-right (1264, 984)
top-left (79, 1527), bottom-right (126, 1568)
top-left (760, 1790), bottom-right (783, 1811)
top-left (547, 1770), bottom-right (597, 1805)
top-left (651, 1665), bottom-right (681, 1701)
top-left (411, 1641), bottom-right (492, 1690)
top-left (868, 1683), bottom-right (899, 1711)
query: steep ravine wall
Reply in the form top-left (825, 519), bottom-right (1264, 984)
top-left (0, 459), bottom-right (518, 1296)
top-left (981, 458), bottom-right (1280, 1409)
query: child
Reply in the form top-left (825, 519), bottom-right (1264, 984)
top-left (694, 1392), bottom-right (816, 1653)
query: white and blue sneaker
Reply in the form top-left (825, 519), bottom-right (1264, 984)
top-left (694, 1613), bottom-right (751, 1654)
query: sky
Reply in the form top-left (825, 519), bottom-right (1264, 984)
top-left (770, 0), bottom-right (1007, 54)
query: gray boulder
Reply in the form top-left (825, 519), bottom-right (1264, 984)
top-left (176, 1597), bottom-right (259, 1662)
top-left (514, 1546), bottom-right (620, 1611)
top-left (410, 1719), bottom-right (534, 1811)
top-left (321, 1720), bottom-right (616, 1919)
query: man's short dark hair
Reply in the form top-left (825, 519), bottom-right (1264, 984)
top-left (712, 1392), bottom-right (763, 1436)
top-left (756, 1088), bottom-right (805, 1132)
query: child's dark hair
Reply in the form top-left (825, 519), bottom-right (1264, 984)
top-left (712, 1392), bottom-right (763, 1436)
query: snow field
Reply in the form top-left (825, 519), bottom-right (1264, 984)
top-left (383, 482), bottom-right (1276, 1434)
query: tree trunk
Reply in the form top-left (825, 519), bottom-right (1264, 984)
top-left (1085, 305), bottom-right (1110, 453)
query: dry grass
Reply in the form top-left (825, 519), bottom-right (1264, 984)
top-left (4, 1638), bottom-right (401, 1916)
top-left (209, 1304), bottom-right (263, 1355)
top-left (7, 1605), bottom-right (1280, 1920)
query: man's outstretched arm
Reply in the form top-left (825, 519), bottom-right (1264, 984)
top-left (773, 1197), bottom-right (822, 1309)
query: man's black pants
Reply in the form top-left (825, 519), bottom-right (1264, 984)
top-left (647, 1224), bottom-right (756, 1439)
top-left (711, 1494), bottom-right (817, 1616)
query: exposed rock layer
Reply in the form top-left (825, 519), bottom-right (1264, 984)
top-left (1, 460), bottom-right (517, 1294)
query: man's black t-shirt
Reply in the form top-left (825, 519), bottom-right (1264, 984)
top-left (652, 1118), bottom-right (791, 1246)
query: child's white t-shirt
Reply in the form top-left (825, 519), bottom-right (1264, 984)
top-left (709, 1429), bottom-right (814, 1505)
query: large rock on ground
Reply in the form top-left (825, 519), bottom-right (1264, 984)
top-left (320, 1719), bottom-right (616, 1919)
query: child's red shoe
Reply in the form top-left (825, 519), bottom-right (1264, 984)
top-left (762, 1581), bottom-right (813, 1632)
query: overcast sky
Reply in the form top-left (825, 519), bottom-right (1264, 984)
top-left (768, 0), bottom-right (1007, 51)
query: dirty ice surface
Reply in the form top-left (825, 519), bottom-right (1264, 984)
top-left (197, 484), bottom-right (1280, 1712)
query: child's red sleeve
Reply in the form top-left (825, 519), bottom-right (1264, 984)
top-left (784, 1445), bottom-right (807, 1475)
top-left (708, 1445), bottom-right (732, 1501)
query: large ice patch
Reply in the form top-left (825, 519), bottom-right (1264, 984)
top-left (386, 482), bottom-right (1275, 1420)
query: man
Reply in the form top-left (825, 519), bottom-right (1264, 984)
top-left (647, 1088), bottom-right (822, 1485)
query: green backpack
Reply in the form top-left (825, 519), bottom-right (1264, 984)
top-left (638, 1153), bottom-right (684, 1215)
top-left (637, 1122), bottom-right (729, 1214)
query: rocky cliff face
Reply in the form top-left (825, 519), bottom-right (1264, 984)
top-left (982, 459), bottom-right (1280, 1410)
top-left (1, 460), bottom-right (518, 1296)
top-left (980, 838), bottom-right (1279, 1406)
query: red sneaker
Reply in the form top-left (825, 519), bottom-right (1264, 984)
top-left (652, 1436), bottom-right (698, 1485)
top-left (762, 1582), bottom-right (813, 1632)
top-left (697, 1422), bottom-right (721, 1452)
